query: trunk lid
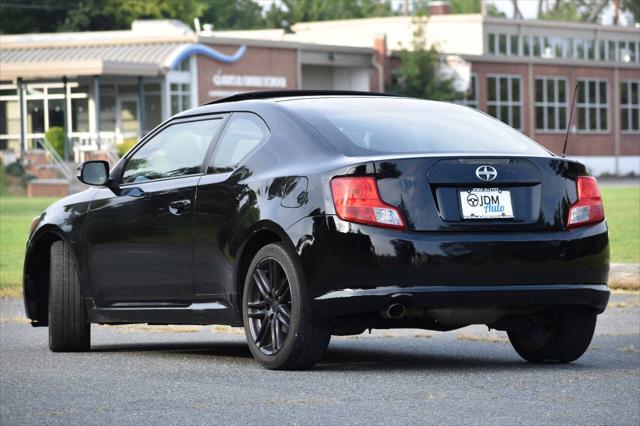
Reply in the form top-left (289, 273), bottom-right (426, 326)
top-left (374, 155), bottom-right (587, 232)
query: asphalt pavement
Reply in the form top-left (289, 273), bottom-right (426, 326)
top-left (1, 293), bottom-right (639, 425)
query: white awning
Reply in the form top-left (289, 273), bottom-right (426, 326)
top-left (0, 42), bottom-right (187, 80)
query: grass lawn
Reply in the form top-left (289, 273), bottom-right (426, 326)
top-left (0, 187), bottom-right (638, 297)
top-left (601, 186), bottom-right (640, 264)
top-left (0, 197), bottom-right (57, 297)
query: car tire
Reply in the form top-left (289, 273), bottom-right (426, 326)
top-left (242, 242), bottom-right (330, 370)
top-left (48, 240), bottom-right (90, 352)
top-left (507, 306), bottom-right (596, 363)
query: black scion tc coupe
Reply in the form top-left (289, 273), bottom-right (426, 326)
top-left (23, 91), bottom-right (609, 370)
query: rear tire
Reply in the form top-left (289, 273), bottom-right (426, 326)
top-left (48, 240), bottom-right (90, 352)
top-left (507, 306), bottom-right (596, 363)
top-left (242, 242), bottom-right (330, 370)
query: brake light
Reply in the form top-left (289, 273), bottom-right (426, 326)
top-left (331, 176), bottom-right (405, 230)
top-left (567, 176), bottom-right (605, 229)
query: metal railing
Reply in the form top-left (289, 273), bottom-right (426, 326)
top-left (32, 137), bottom-right (73, 180)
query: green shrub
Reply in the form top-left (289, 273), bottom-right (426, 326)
top-left (117, 138), bottom-right (138, 157)
top-left (4, 161), bottom-right (24, 177)
top-left (45, 127), bottom-right (66, 158)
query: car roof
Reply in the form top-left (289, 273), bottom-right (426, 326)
top-left (204, 90), bottom-right (398, 105)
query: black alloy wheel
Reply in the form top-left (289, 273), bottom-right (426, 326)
top-left (246, 257), bottom-right (292, 355)
top-left (242, 242), bottom-right (331, 370)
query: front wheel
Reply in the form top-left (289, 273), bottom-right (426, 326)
top-left (508, 306), bottom-right (596, 363)
top-left (48, 240), bottom-right (90, 352)
top-left (242, 242), bottom-right (330, 370)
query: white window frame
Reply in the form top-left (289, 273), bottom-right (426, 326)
top-left (535, 76), bottom-right (568, 133)
top-left (621, 80), bottom-right (640, 134)
top-left (0, 81), bottom-right (89, 143)
top-left (487, 74), bottom-right (523, 130)
top-left (577, 78), bottom-right (609, 133)
top-left (617, 40), bottom-right (639, 64)
top-left (488, 32), bottom-right (518, 56)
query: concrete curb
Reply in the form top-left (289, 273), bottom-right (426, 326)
top-left (610, 263), bottom-right (640, 289)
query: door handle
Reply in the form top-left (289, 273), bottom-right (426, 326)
top-left (168, 199), bottom-right (191, 216)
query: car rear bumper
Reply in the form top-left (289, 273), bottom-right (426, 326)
top-left (312, 283), bottom-right (610, 318)
top-left (286, 215), bottom-right (610, 318)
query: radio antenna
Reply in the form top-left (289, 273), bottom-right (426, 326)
top-left (562, 82), bottom-right (579, 158)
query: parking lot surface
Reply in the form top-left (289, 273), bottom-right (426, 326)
top-left (1, 293), bottom-right (639, 425)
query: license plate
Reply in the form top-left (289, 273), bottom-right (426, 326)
top-left (459, 188), bottom-right (514, 219)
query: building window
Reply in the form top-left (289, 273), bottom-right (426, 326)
top-left (489, 33), bottom-right (518, 56)
top-left (545, 37), bottom-right (564, 59)
top-left (487, 75), bottom-right (522, 130)
top-left (577, 79), bottom-right (608, 132)
top-left (26, 99), bottom-right (45, 133)
top-left (498, 34), bottom-right (507, 55)
top-left (71, 98), bottom-right (89, 132)
top-left (618, 40), bottom-right (639, 63)
top-left (599, 39), bottom-right (639, 63)
top-left (585, 40), bottom-right (595, 60)
top-left (0, 99), bottom-right (20, 136)
top-left (621, 80), bottom-right (640, 133)
top-left (170, 83), bottom-right (191, 115)
top-left (523, 35), bottom-right (597, 60)
top-left (535, 77), bottom-right (567, 132)
top-left (48, 99), bottom-right (65, 128)
top-left (608, 40), bottom-right (617, 61)
top-left (143, 83), bottom-right (162, 134)
top-left (454, 74), bottom-right (478, 109)
top-left (510, 35), bottom-right (519, 55)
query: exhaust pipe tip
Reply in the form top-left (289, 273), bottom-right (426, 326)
top-left (385, 303), bottom-right (406, 319)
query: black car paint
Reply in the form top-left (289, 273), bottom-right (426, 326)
top-left (23, 96), bottom-right (610, 330)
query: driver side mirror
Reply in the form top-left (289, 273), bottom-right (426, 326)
top-left (78, 160), bottom-right (109, 186)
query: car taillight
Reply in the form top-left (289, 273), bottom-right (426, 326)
top-left (567, 176), bottom-right (605, 229)
top-left (331, 176), bottom-right (405, 230)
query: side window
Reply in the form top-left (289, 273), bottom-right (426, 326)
top-left (121, 118), bottom-right (223, 184)
top-left (209, 113), bottom-right (269, 173)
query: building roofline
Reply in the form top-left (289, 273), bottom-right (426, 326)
top-left (0, 32), bottom-right (195, 49)
top-left (286, 13), bottom-right (638, 34)
top-left (482, 16), bottom-right (639, 33)
top-left (0, 31), bottom-right (374, 56)
top-left (387, 50), bottom-right (640, 70)
top-left (197, 34), bottom-right (374, 54)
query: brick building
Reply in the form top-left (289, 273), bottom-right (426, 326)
top-left (218, 9), bottom-right (640, 175)
top-left (0, 20), bottom-right (377, 161)
top-left (0, 20), bottom-right (379, 195)
top-left (1, 10), bottom-right (638, 190)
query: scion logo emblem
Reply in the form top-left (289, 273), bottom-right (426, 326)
top-left (475, 165), bottom-right (498, 181)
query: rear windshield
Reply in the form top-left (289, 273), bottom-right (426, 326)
top-left (283, 97), bottom-right (551, 157)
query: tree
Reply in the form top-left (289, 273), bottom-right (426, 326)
top-left (538, 0), bottom-right (584, 21)
top-left (0, 0), bottom-right (71, 34)
top-left (0, 0), bottom-right (205, 34)
top-left (199, 0), bottom-right (266, 30)
top-left (511, 0), bottom-right (524, 19)
top-left (450, 0), bottom-right (482, 13)
top-left (623, 0), bottom-right (640, 22)
top-left (537, 0), bottom-right (623, 23)
top-left (265, 0), bottom-right (395, 30)
top-left (449, 0), bottom-right (506, 16)
top-left (59, 0), bottom-right (205, 32)
top-left (389, 18), bottom-right (463, 101)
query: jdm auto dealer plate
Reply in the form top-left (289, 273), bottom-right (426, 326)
top-left (460, 188), bottom-right (514, 219)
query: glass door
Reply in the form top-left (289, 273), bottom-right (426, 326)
top-left (117, 98), bottom-right (139, 141)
